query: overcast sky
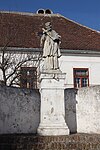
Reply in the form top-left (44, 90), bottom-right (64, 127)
top-left (0, 0), bottom-right (100, 31)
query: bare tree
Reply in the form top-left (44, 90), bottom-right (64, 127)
top-left (0, 47), bottom-right (42, 87)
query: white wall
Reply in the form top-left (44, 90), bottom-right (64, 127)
top-left (60, 55), bottom-right (100, 88)
top-left (0, 50), bottom-right (100, 88)
top-left (0, 86), bottom-right (40, 134)
top-left (76, 86), bottom-right (100, 134)
top-left (65, 86), bottom-right (100, 134)
top-left (0, 85), bottom-right (100, 134)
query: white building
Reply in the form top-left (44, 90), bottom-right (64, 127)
top-left (0, 9), bottom-right (100, 89)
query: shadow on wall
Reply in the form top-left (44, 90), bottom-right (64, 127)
top-left (64, 88), bottom-right (78, 134)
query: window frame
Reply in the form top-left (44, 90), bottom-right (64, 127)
top-left (20, 67), bottom-right (37, 89)
top-left (73, 68), bottom-right (89, 88)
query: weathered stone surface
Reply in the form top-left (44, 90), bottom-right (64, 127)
top-left (38, 73), bottom-right (69, 135)
top-left (77, 86), bottom-right (100, 134)
top-left (65, 86), bottom-right (100, 134)
top-left (1, 85), bottom-right (100, 135)
top-left (0, 85), bottom-right (40, 134)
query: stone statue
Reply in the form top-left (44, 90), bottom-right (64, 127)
top-left (40, 22), bottom-right (61, 71)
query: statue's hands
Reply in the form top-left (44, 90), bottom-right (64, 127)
top-left (42, 28), bottom-right (47, 35)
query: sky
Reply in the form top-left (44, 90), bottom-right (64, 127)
top-left (0, 0), bottom-right (100, 31)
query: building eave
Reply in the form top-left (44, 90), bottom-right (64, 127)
top-left (61, 49), bottom-right (100, 57)
top-left (0, 47), bottom-right (42, 53)
top-left (0, 47), bottom-right (100, 57)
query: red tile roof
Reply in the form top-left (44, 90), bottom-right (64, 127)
top-left (0, 11), bottom-right (100, 51)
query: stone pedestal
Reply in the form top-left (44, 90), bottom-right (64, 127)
top-left (37, 73), bottom-right (69, 136)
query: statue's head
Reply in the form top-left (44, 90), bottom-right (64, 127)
top-left (45, 22), bottom-right (52, 31)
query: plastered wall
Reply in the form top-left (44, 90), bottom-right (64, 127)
top-left (0, 85), bottom-right (100, 134)
top-left (76, 86), bottom-right (100, 134)
top-left (0, 85), bottom-right (40, 134)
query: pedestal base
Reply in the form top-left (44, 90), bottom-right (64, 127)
top-left (38, 73), bottom-right (69, 136)
top-left (38, 124), bottom-right (69, 136)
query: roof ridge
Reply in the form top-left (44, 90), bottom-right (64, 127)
top-left (0, 10), bottom-right (60, 17)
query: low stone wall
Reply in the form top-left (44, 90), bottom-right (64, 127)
top-left (0, 85), bottom-right (100, 134)
top-left (77, 86), bottom-right (100, 134)
top-left (0, 85), bottom-right (77, 134)
top-left (0, 85), bottom-right (40, 134)
top-left (65, 86), bottom-right (100, 134)
top-left (0, 134), bottom-right (100, 150)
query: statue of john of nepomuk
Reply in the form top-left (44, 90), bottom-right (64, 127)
top-left (40, 22), bottom-right (61, 71)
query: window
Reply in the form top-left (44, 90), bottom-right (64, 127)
top-left (73, 68), bottom-right (89, 88)
top-left (20, 67), bottom-right (37, 89)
